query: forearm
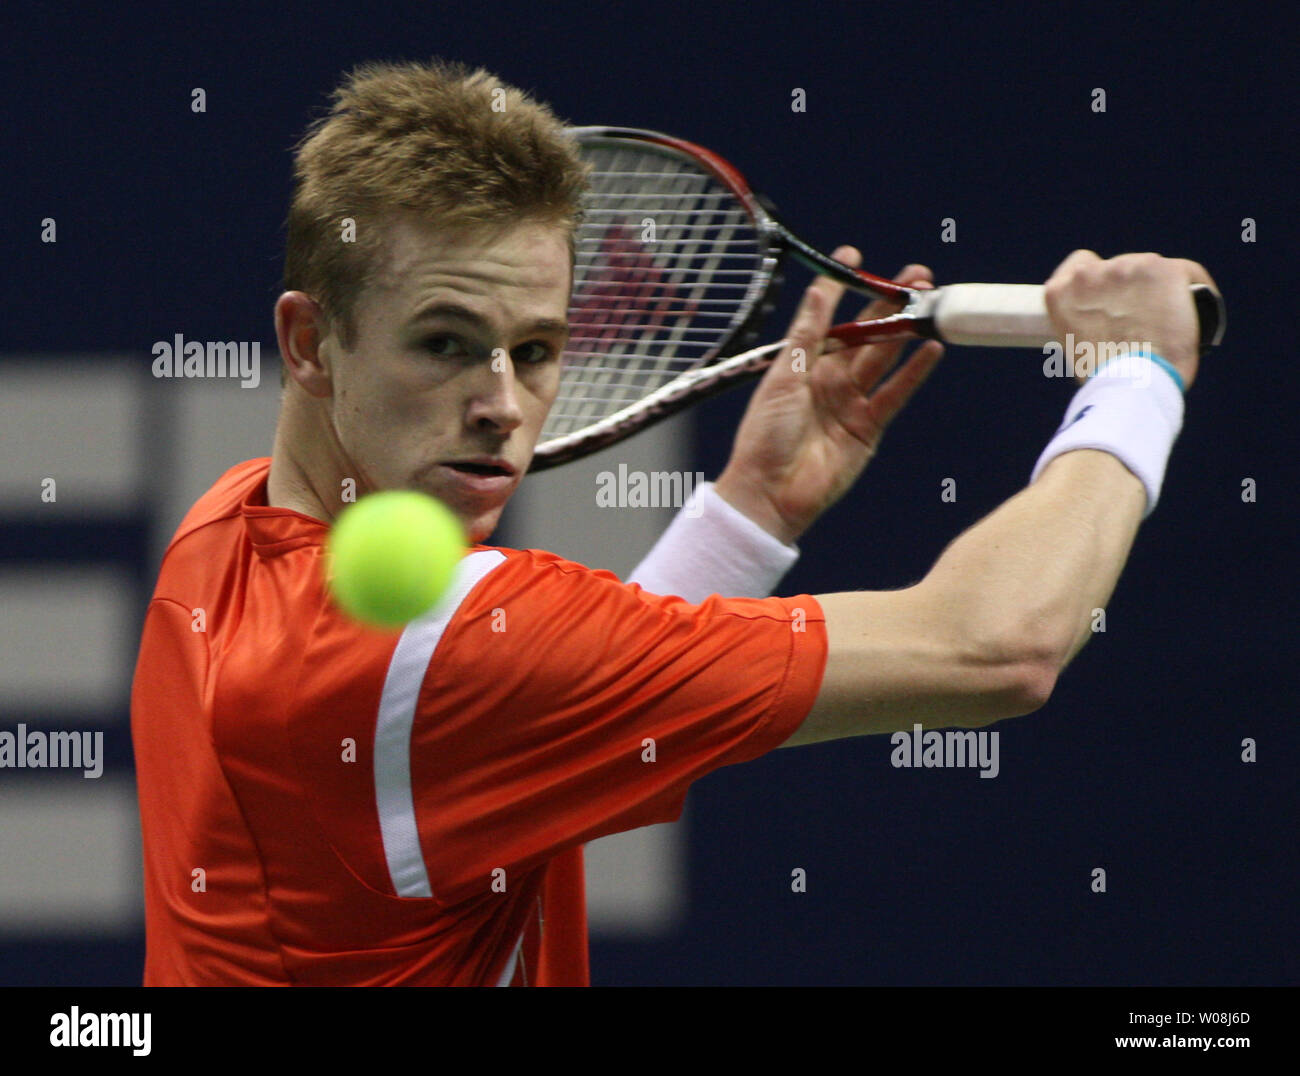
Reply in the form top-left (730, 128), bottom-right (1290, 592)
top-left (790, 447), bottom-right (1158, 747)
top-left (921, 448), bottom-right (1147, 675)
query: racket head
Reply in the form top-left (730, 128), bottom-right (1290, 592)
top-left (534, 128), bottom-right (787, 470)
top-left (531, 126), bottom-right (923, 470)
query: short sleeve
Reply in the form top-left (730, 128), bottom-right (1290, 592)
top-left (408, 549), bottom-right (827, 903)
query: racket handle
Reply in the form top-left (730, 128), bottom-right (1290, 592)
top-left (926, 283), bottom-right (1226, 352)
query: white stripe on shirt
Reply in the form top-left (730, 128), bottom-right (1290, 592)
top-left (374, 549), bottom-right (506, 899)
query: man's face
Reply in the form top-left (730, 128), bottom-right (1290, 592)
top-left (322, 216), bottom-right (571, 543)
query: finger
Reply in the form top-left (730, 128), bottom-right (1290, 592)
top-left (844, 337), bottom-right (908, 396)
top-left (866, 341), bottom-right (945, 428)
top-left (1045, 248), bottom-right (1102, 288)
top-left (1172, 256), bottom-right (1218, 294)
top-left (780, 245), bottom-right (863, 376)
top-left (851, 263), bottom-right (933, 323)
top-left (786, 245), bottom-right (860, 355)
top-left (838, 262), bottom-right (935, 387)
top-left (892, 263), bottom-right (933, 288)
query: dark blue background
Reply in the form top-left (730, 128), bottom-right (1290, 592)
top-left (2, 1), bottom-right (1294, 985)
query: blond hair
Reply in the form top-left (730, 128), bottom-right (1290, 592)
top-left (283, 59), bottom-right (588, 348)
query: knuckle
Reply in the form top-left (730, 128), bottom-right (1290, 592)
top-left (1113, 251), bottom-right (1165, 279)
top-left (1132, 251), bottom-right (1165, 276)
top-left (1105, 254), bottom-right (1138, 279)
top-left (1075, 263), bottom-right (1106, 288)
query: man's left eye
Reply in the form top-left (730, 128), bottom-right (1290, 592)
top-left (514, 342), bottom-right (556, 364)
top-left (423, 336), bottom-right (465, 357)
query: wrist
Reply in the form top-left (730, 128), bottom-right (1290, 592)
top-left (625, 481), bottom-right (801, 600)
top-left (714, 468), bottom-right (803, 546)
top-left (1032, 353), bottom-right (1184, 518)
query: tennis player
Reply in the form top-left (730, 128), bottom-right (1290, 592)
top-left (131, 59), bottom-right (1216, 985)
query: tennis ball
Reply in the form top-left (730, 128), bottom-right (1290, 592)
top-left (325, 490), bottom-right (467, 629)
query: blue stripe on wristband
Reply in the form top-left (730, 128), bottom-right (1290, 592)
top-left (1147, 353), bottom-right (1186, 394)
top-left (1096, 349), bottom-right (1186, 394)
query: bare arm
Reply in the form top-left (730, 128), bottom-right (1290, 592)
top-left (784, 250), bottom-right (1217, 748)
top-left (788, 449), bottom-right (1143, 745)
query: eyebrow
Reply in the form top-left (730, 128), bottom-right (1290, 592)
top-left (408, 301), bottom-right (570, 339)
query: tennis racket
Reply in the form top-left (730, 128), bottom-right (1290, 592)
top-left (531, 125), bottom-right (1226, 471)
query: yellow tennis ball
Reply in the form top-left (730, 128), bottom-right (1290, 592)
top-left (325, 490), bottom-right (467, 629)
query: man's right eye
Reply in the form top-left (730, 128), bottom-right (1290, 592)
top-left (422, 335), bottom-right (466, 357)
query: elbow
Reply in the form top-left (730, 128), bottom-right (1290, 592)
top-left (967, 629), bottom-right (1062, 720)
top-left (1002, 628), bottom-right (1066, 715)
top-left (948, 655), bottom-right (1056, 728)
top-left (1009, 656), bottom-right (1059, 715)
top-left (928, 584), bottom-right (1071, 722)
top-left (946, 638), bottom-right (1060, 726)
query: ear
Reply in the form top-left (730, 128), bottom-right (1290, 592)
top-left (275, 292), bottom-right (334, 397)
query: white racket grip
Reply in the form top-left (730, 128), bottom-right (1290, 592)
top-left (929, 283), bottom-right (1055, 348)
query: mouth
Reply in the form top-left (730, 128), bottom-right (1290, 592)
top-left (442, 458), bottom-right (517, 478)
top-left (438, 458), bottom-right (518, 496)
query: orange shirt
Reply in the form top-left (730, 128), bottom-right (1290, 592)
top-left (130, 459), bottom-right (828, 985)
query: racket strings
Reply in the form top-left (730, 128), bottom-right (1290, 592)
top-left (545, 140), bottom-right (767, 439)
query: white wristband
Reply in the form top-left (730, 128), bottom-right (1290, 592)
top-left (1030, 354), bottom-right (1184, 517)
top-left (626, 481), bottom-right (800, 601)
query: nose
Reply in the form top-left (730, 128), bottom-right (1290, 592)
top-left (464, 352), bottom-right (525, 434)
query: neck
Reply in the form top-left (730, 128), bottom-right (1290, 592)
top-left (267, 388), bottom-right (345, 523)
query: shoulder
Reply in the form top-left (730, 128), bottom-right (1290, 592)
top-left (181, 458), bottom-right (273, 534)
top-left (457, 545), bottom-right (626, 603)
